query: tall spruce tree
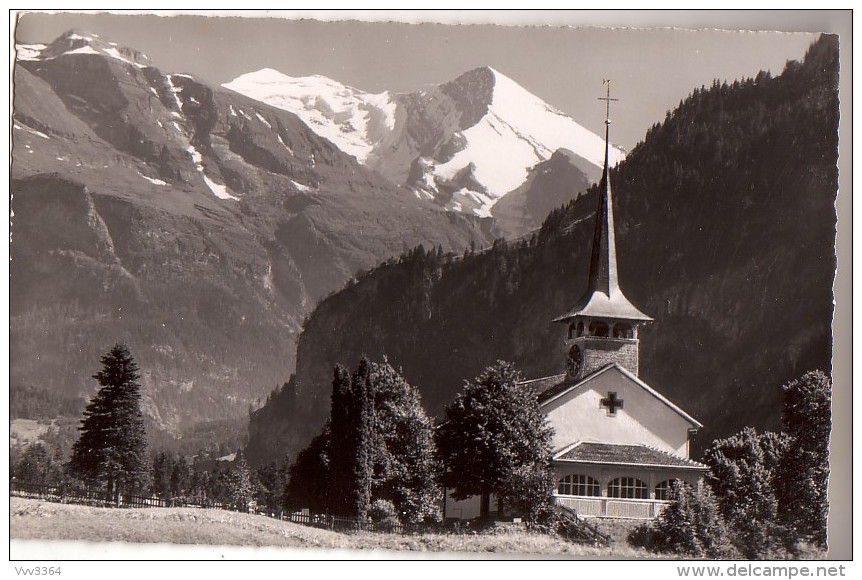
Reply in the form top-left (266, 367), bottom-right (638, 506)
top-left (349, 359), bottom-right (374, 519)
top-left (435, 360), bottom-right (554, 521)
top-left (68, 344), bottom-right (149, 502)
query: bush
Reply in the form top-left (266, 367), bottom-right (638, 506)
top-left (369, 499), bottom-right (400, 532)
top-left (647, 481), bottom-right (739, 559)
top-left (627, 522), bottom-right (656, 551)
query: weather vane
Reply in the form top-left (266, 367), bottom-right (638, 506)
top-left (598, 79), bottom-right (619, 125)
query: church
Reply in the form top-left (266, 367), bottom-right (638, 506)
top-left (444, 88), bottom-right (707, 520)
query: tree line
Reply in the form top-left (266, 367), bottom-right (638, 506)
top-left (631, 370), bottom-right (831, 558)
top-left (11, 343), bottom-right (830, 558)
top-left (10, 344), bottom-right (287, 514)
top-left (285, 358), bottom-right (553, 526)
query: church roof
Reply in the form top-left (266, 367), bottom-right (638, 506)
top-left (531, 363), bottom-right (703, 428)
top-left (521, 373), bottom-right (568, 399)
top-left (553, 290), bottom-right (653, 323)
top-left (554, 441), bottom-right (707, 470)
top-left (554, 92), bottom-right (652, 324)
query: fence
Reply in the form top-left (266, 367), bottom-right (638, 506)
top-left (10, 479), bottom-right (438, 536)
top-left (10, 480), bottom-right (226, 511)
top-left (281, 511), bottom-right (440, 535)
top-left (11, 479), bottom-right (606, 542)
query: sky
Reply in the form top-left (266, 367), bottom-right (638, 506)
top-left (12, 11), bottom-right (828, 150)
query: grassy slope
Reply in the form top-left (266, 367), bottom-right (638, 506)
top-left (9, 419), bottom-right (53, 447)
top-left (10, 498), bottom-right (651, 557)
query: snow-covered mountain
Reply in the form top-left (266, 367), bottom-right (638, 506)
top-left (224, 66), bottom-right (625, 219)
top-left (17, 29), bottom-right (151, 67)
top-left (224, 68), bottom-right (397, 163)
top-left (11, 29), bottom-right (495, 437)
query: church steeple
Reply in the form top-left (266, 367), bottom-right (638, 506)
top-left (554, 80), bottom-right (651, 380)
top-left (587, 96), bottom-right (620, 301)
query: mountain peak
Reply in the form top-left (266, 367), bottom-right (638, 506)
top-left (441, 67), bottom-right (497, 129)
top-left (18, 29), bottom-right (151, 67)
top-left (225, 63), bottom-right (625, 219)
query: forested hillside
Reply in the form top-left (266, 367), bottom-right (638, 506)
top-left (246, 35), bottom-right (837, 464)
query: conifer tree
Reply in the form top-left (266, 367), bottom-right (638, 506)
top-left (12, 442), bottom-right (64, 485)
top-left (228, 455), bottom-right (255, 512)
top-left (151, 451), bottom-right (174, 500)
top-left (68, 344), bottom-right (149, 503)
top-left (285, 423), bottom-right (331, 513)
top-left (349, 359), bottom-right (374, 519)
top-left (326, 363), bottom-right (373, 518)
top-left (326, 365), bottom-right (353, 515)
top-left (255, 455), bottom-right (291, 516)
top-left (170, 455), bottom-right (192, 501)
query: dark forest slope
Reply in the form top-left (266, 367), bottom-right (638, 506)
top-left (246, 36), bottom-right (838, 463)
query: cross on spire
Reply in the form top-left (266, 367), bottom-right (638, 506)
top-left (552, 80), bottom-right (651, 326)
top-left (598, 79), bottom-right (619, 126)
top-left (600, 392), bottom-right (624, 415)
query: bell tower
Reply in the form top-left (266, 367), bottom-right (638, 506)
top-left (554, 80), bottom-right (652, 381)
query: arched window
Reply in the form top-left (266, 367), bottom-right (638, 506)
top-left (589, 321), bottom-right (609, 337)
top-left (655, 479), bottom-right (690, 500)
top-left (557, 474), bottom-right (601, 497)
top-left (613, 323), bottom-right (633, 339)
top-left (568, 323), bottom-right (576, 340)
top-left (576, 322), bottom-right (584, 337)
top-left (607, 477), bottom-right (649, 499)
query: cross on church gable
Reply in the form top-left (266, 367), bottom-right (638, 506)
top-left (600, 391), bottom-right (624, 415)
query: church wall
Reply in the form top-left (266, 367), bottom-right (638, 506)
top-left (443, 490), bottom-right (499, 520)
top-left (575, 337), bottom-right (639, 377)
top-left (542, 368), bottom-right (693, 456)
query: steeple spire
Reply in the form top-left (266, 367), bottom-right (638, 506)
top-left (554, 81), bottom-right (651, 324)
top-left (589, 79), bottom-right (620, 299)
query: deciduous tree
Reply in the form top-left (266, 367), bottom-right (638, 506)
top-left (703, 427), bottom-right (790, 558)
top-left (369, 359), bottom-right (441, 523)
top-left (435, 361), bottom-right (554, 521)
top-left (288, 358), bottom-right (441, 523)
top-left (777, 370), bottom-right (831, 546)
top-left (649, 481), bottom-right (737, 558)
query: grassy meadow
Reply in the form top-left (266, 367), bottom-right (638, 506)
top-left (10, 497), bottom-right (652, 557)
